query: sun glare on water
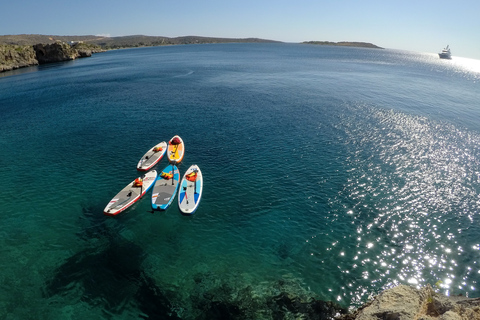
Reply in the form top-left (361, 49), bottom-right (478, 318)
top-left (451, 56), bottom-right (480, 73)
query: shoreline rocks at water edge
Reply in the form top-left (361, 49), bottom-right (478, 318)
top-left (337, 284), bottom-right (480, 320)
top-left (0, 42), bottom-right (104, 72)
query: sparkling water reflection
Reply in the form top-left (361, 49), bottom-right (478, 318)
top-left (314, 105), bottom-right (480, 304)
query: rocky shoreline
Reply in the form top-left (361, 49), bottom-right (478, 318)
top-left (196, 281), bottom-right (480, 319)
top-left (0, 42), bottom-right (104, 72)
top-left (337, 284), bottom-right (480, 320)
top-left (1, 35), bottom-right (384, 74)
top-left (164, 278), bottom-right (480, 319)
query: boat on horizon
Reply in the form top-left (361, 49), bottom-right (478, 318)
top-left (438, 45), bottom-right (452, 59)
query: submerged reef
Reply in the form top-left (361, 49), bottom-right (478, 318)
top-left (183, 272), bottom-right (346, 319)
top-left (44, 245), bottom-right (345, 319)
top-left (40, 203), bottom-right (345, 319)
top-left (39, 204), bottom-right (480, 319)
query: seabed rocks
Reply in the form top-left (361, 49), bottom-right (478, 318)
top-left (154, 271), bottom-right (480, 320)
top-left (147, 268), bottom-right (347, 320)
top-left (141, 255), bottom-right (480, 320)
top-left (188, 273), bottom-right (345, 320)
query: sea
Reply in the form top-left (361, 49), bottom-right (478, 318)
top-left (1, 43), bottom-right (480, 319)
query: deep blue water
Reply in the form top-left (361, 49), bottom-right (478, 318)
top-left (1, 43), bottom-right (480, 319)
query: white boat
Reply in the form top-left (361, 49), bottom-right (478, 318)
top-left (438, 45), bottom-right (451, 59)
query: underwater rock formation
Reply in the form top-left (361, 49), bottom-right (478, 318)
top-left (175, 272), bottom-right (347, 319)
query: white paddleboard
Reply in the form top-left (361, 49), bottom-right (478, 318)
top-left (104, 170), bottom-right (157, 216)
top-left (178, 165), bottom-right (203, 215)
top-left (137, 141), bottom-right (167, 171)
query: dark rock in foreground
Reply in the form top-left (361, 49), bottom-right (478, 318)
top-left (337, 284), bottom-right (480, 320)
top-left (33, 42), bottom-right (79, 64)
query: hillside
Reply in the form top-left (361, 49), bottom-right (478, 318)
top-left (1, 35), bottom-right (383, 73)
top-left (303, 41), bottom-right (383, 49)
top-left (0, 34), bottom-right (281, 49)
top-left (0, 35), bottom-right (384, 50)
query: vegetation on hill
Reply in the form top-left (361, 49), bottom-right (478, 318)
top-left (0, 34), bottom-right (280, 50)
top-left (0, 34), bottom-right (383, 73)
top-left (0, 44), bottom-right (38, 72)
top-left (90, 35), bottom-right (281, 49)
top-left (303, 41), bottom-right (383, 49)
top-left (0, 35), bottom-right (281, 72)
top-left (0, 34), bottom-right (382, 50)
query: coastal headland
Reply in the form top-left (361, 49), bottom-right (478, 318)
top-left (1, 34), bottom-right (382, 72)
top-left (303, 41), bottom-right (383, 49)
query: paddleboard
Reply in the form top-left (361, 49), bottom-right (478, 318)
top-left (167, 135), bottom-right (185, 164)
top-left (104, 170), bottom-right (157, 216)
top-left (151, 164), bottom-right (180, 211)
top-left (178, 165), bottom-right (203, 215)
top-left (137, 141), bottom-right (167, 171)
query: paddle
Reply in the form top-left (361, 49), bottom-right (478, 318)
top-left (193, 168), bottom-right (198, 195)
top-left (172, 161), bottom-right (176, 186)
top-left (183, 186), bottom-right (188, 204)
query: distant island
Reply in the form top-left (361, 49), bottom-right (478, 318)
top-left (303, 41), bottom-right (383, 49)
top-left (1, 34), bottom-right (383, 73)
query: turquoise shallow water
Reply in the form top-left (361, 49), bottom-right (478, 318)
top-left (1, 43), bottom-right (480, 318)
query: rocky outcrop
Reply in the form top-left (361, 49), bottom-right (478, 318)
top-left (0, 42), bottom-right (103, 72)
top-left (0, 45), bottom-right (38, 72)
top-left (338, 285), bottom-right (480, 320)
top-left (33, 42), bottom-right (78, 64)
top-left (33, 42), bottom-right (96, 64)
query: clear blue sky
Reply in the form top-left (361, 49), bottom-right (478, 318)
top-left (2, 0), bottom-right (479, 60)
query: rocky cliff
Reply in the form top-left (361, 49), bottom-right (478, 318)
top-left (1, 42), bottom-right (103, 72)
top-left (0, 45), bottom-right (38, 72)
top-left (33, 42), bottom-right (79, 64)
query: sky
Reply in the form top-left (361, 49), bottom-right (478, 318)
top-left (2, 0), bottom-right (480, 60)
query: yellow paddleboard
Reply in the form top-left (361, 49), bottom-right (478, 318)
top-left (167, 135), bottom-right (185, 164)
